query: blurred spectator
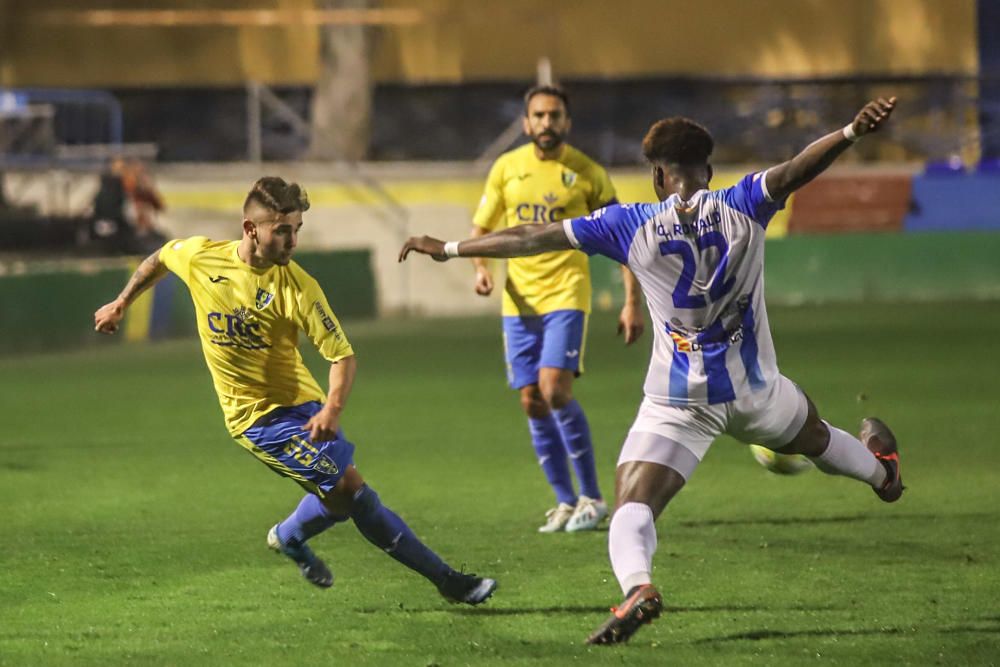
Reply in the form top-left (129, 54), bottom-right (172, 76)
top-left (91, 157), bottom-right (167, 254)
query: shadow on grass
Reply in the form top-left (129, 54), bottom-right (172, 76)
top-left (676, 512), bottom-right (994, 528)
top-left (356, 602), bottom-right (839, 617)
top-left (0, 458), bottom-right (38, 472)
top-left (695, 626), bottom-right (908, 643)
top-left (696, 621), bottom-right (1000, 644)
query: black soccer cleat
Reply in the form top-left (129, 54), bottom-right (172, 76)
top-left (859, 417), bottom-right (905, 503)
top-left (437, 570), bottom-right (497, 605)
top-left (266, 524), bottom-right (334, 588)
top-left (586, 584), bottom-right (663, 645)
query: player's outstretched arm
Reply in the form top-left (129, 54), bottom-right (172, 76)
top-left (94, 249), bottom-right (169, 334)
top-left (399, 221), bottom-right (573, 262)
top-left (765, 96), bottom-right (897, 202)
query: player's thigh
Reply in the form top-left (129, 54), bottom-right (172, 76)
top-left (728, 375), bottom-right (809, 450)
top-left (236, 402), bottom-right (356, 499)
top-left (617, 397), bottom-right (723, 508)
top-left (503, 315), bottom-right (544, 389)
top-left (538, 310), bottom-right (587, 377)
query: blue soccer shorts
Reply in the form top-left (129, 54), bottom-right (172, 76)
top-left (502, 309), bottom-right (588, 390)
top-left (235, 401), bottom-right (355, 498)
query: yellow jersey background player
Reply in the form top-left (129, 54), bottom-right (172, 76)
top-left (471, 86), bottom-right (645, 533)
top-left (94, 177), bottom-right (495, 604)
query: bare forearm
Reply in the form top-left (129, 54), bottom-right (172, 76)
top-left (620, 265), bottom-right (641, 305)
top-left (470, 226), bottom-right (490, 270)
top-left (116, 251), bottom-right (168, 305)
top-left (324, 355), bottom-right (357, 415)
top-left (457, 222), bottom-right (572, 258)
top-left (764, 130), bottom-right (852, 202)
top-left (766, 96), bottom-right (897, 201)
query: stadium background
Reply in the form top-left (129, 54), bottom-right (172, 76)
top-left (2, 2), bottom-right (999, 665)
top-left (2, 0), bottom-right (998, 336)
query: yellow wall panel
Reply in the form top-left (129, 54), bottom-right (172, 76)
top-left (1, 0), bottom-right (978, 87)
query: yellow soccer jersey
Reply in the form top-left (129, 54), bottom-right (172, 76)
top-left (473, 143), bottom-right (616, 316)
top-left (159, 237), bottom-right (354, 436)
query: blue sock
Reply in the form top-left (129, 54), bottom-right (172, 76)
top-left (553, 399), bottom-right (602, 500)
top-left (529, 415), bottom-right (577, 506)
top-left (350, 485), bottom-right (451, 585)
top-left (276, 493), bottom-right (347, 546)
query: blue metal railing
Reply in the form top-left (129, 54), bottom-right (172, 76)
top-left (0, 88), bottom-right (124, 167)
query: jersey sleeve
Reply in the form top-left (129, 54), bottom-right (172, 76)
top-left (297, 277), bottom-right (355, 364)
top-left (158, 236), bottom-right (210, 283)
top-left (472, 158), bottom-right (506, 231)
top-left (721, 171), bottom-right (786, 228)
top-left (563, 204), bottom-right (647, 265)
top-left (587, 165), bottom-right (618, 211)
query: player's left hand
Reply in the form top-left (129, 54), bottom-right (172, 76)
top-left (304, 406), bottom-right (341, 443)
top-left (851, 96), bottom-right (897, 137)
top-left (399, 236), bottom-right (449, 262)
top-left (617, 301), bottom-right (645, 345)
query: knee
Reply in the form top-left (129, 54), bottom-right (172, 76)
top-left (782, 414), bottom-right (830, 457)
top-left (350, 484), bottom-right (381, 518)
top-left (614, 461), bottom-right (685, 520)
top-left (538, 381), bottom-right (572, 410)
top-left (519, 388), bottom-right (549, 418)
top-left (324, 465), bottom-right (367, 516)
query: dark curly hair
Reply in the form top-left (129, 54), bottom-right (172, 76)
top-left (243, 176), bottom-right (310, 214)
top-left (641, 117), bottom-right (714, 165)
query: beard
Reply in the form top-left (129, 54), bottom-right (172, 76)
top-left (531, 130), bottom-right (564, 151)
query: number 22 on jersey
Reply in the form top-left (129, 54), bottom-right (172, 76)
top-left (659, 232), bottom-right (735, 309)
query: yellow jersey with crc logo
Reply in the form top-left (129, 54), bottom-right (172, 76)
top-left (473, 143), bottom-right (616, 316)
top-left (159, 237), bottom-right (354, 435)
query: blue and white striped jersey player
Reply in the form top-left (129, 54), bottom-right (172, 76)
top-left (401, 96), bottom-right (903, 644)
top-left (95, 177), bottom-right (495, 605)
top-left (471, 85), bottom-right (645, 534)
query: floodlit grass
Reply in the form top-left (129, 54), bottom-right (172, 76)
top-left (2, 302), bottom-right (998, 665)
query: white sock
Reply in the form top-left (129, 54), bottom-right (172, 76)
top-left (609, 502), bottom-right (657, 595)
top-left (810, 421), bottom-right (887, 488)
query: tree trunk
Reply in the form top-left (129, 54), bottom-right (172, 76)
top-left (309, 0), bottom-right (375, 161)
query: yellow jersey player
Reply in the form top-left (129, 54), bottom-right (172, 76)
top-left (94, 176), bottom-right (496, 604)
top-left (471, 85), bottom-right (645, 533)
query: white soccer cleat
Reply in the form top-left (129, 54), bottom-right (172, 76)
top-left (538, 502), bottom-right (575, 533)
top-left (565, 495), bottom-right (609, 532)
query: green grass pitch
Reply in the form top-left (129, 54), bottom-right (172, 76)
top-left (1, 301), bottom-right (998, 665)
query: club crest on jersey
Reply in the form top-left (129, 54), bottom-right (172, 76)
top-left (255, 288), bottom-right (274, 310)
top-left (315, 455), bottom-right (339, 476)
top-left (561, 170), bottom-right (577, 188)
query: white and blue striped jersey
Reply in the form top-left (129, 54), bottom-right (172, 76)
top-left (563, 172), bottom-right (786, 406)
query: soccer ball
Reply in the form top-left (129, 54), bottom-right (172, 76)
top-left (749, 444), bottom-right (814, 475)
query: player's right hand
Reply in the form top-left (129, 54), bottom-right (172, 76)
top-left (94, 299), bottom-right (126, 334)
top-left (851, 96), bottom-right (896, 137)
top-left (474, 266), bottom-right (494, 296)
top-left (399, 236), bottom-right (449, 262)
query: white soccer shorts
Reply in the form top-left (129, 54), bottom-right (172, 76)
top-left (618, 375), bottom-right (808, 480)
